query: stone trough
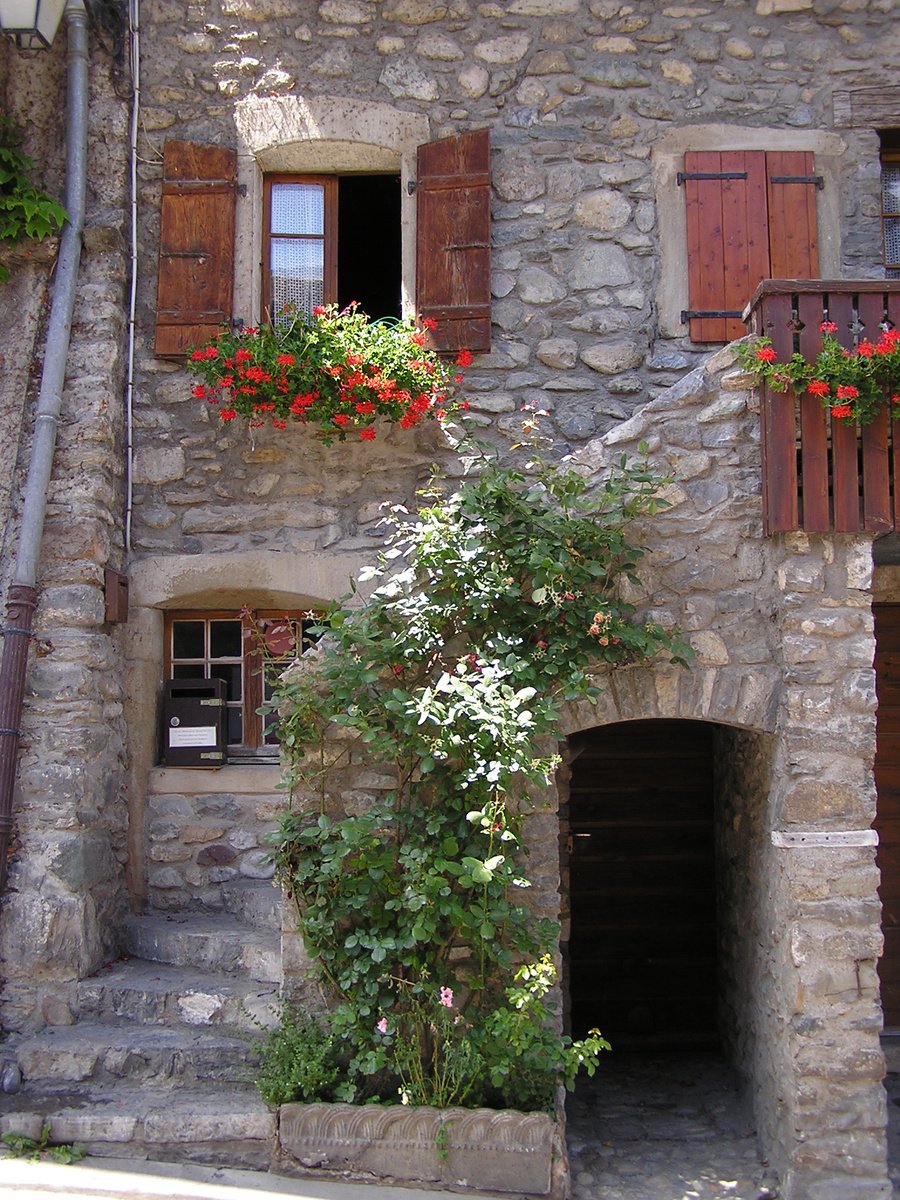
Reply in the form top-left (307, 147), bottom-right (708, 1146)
top-left (277, 1102), bottom-right (563, 1196)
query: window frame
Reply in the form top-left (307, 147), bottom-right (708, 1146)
top-left (881, 146), bottom-right (900, 278)
top-left (262, 173), bottom-right (338, 321)
top-left (652, 126), bottom-right (843, 342)
top-left (164, 608), bottom-right (315, 759)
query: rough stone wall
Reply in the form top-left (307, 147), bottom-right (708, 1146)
top-left (0, 31), bottom-right (132, 1035)
top-left (144, 765), bottom-right (282, 910)
top-left (714, 727), bottom-right (781, 1158)
top-left (127, 0), bottom-right (893, 564)
top-left (559, 354), bottom-right (887, 1198)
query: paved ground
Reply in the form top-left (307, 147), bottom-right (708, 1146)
top-left (4, 1051), bottom-right (899, 1199)
top-left (567, 1053), bottom-right (779, 1200)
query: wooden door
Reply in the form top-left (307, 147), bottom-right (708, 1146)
top-left (565, 720), bottom-right (718, 1044)
top-left (875, 604), bottom-right (900, 1026)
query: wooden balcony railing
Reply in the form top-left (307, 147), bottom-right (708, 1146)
top-left (744, 280), bottom-right (900, 535)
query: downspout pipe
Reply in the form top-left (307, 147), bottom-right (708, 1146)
top-left (0, 0), bottom-right (90, 895)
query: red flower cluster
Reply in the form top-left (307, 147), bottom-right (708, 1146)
top-left (186, 304), bottom-right (474, 444)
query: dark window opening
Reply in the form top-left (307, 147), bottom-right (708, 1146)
top-left (263, 174), bottom-right (401, 323)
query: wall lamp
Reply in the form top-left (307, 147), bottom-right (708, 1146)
top-left (0, 0), bottom-right (66, 48)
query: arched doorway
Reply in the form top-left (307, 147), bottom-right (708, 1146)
top-left (563, 719), bottom-right (719, 1046)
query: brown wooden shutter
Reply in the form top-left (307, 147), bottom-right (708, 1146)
top-left (683, 149), bottom-right (821, 344)
top-left (683, 150), bottom-right (769, 343)
top-left (155, 140), bottom-right (237, 359)
top-left (764, 150), bottom-right (820, 280)
top-left (416, 129), bottom-right (491, 354)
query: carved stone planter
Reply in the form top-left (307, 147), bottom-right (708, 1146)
top-left (277, 1101), bottom-right (563, 1196)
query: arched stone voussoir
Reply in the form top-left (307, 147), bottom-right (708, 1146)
top-left (559, 662), bottom-right (781, 738)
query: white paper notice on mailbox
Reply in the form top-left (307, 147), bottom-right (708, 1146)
top-left (169, 726), bottom-right (217, 747)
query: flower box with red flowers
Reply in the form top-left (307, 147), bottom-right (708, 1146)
top-left (186, 304), bottom-right (471, 445)
top-left (736, 321), bottom-right (900, 426)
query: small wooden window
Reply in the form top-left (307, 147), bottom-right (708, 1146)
top-left (261, 174), bottom-right (401, 322)
top-left (880, 133), bottom-right (900, 279)
top-left (164, 610), bottom-right (318, 758)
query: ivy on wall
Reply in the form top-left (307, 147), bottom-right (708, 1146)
top-left (0, 117), bottom-right (68, 282)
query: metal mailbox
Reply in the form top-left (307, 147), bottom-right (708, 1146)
top-left (161, 677), bottom-right (227, 767)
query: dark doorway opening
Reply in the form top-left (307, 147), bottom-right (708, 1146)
top-left (337, 175), bottom-right (402, 320)
top-left (563, 719), bottom-right (718, 1047)
top-left (875, 603), bottom-right (900, 1026)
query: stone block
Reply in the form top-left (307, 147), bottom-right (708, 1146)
top-left (280, 1103), bottom-right (556, 1194)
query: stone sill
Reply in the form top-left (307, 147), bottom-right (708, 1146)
top-left (278, 1102), bottom-right (564, 1197)
top-left (148, 763), bottom-right (282, 795)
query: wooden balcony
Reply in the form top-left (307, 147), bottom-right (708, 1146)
top-left (744, 280), bottom-right (900, 535)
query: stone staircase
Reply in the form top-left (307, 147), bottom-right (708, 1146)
top-left (0, 879), bottom-right (282, 1168)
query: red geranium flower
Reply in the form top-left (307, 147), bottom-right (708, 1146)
top-left (756, 346), bottom-right (778, 363)
top-left (807, 380), bottom-right (830, 396)
top-left (456, 349), bottom-right (473, 368)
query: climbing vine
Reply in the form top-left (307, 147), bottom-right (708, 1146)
top-left (0, 117), bottom-right (68, 282)
top-left (265, 446), bottom-right (690, 1110)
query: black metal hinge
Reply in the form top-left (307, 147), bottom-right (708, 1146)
top-left (769, 175), bottom-right (824, 189)
top-left (681, 309), bottom-right (743, 322)
top-left (676, 171), bottom-right (748, 186)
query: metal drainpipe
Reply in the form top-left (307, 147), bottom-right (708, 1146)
top-left (0, 0), bottom-right (90, 895)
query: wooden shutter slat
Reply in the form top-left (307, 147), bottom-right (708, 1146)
top-left (796, 293), bottom-right (829, 531)
top-left (862, 407), bottom-right (891, 531)
top-left (155, 139), bottom-right (237, 360)
top-left (765, 151), bottom-right (819, 279)
top-left (417, 129), bottom-right (491, 354)
top-left (684, 151), bottom-right (769, 343)
top-left (721, 151), bottom-right (768, 342)
top-left (760, 292), bottom-right (798, 533)
top-left (827, 291), bottom-right (860, 531)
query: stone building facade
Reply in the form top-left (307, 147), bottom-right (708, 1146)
top-left (2, 1), bottom-right (900, 1197)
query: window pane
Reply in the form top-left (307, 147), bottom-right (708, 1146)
top-left (172, 620), bottom-right (205, 660)
top-left (883, 164), bottom-right (900, 214)
top-left (210, 620), bottom-right (243, 659)
top-left (886, 218), bottom-right (900, 270)
top-left (271, 182), bottom-right (324, 235)
top-left (271, 238), bottom-right (325, 317)
top-left (227, 707), bottom-right (243, 745)
top-left (210, 662), bottom-right (242, 701)
top-left (172, 663), bottom-right (206, 679)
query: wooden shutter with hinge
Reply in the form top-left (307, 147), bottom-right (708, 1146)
top-left (764, 150), bottom-right (820, 280)
top-left (416, 129), bottom-right (491, 354)
top-left (682, 149), bottom-right (820, 344)
top-left (155, 140), bottom-right (237, 360)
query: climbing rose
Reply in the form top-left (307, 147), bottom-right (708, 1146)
top-left (439, 987), bottom-right (454, 1008)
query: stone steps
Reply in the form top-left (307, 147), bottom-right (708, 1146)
top-left (124, 912), bottom-right (281, 983)
top-left (220, 877), bottom-right (282, 931)
top-left (2, 883), bottom-right (284, 1170)
top-left (77, 960), bottom-right (280, 1033)
top-left (0, 1082), bottom-right (275, 1170)
top-left (12, 1021), bottom-right (260, 1086)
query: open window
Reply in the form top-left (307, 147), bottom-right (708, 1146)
top-left (155, 130), bottom-right (491, 357)
top-left (164, 609), bottom-right (317, 760)
top-left (681, 149), bottom-right (820, 343)
top-left (263, 174), bottom-right (402, 321)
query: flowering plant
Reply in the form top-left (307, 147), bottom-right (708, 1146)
top-left (736, 321), bottom-right (900, 426)
top-left (185, 303), bottom-right (472, 444)
top-left (262, 448), bottom-right (689, 1111)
